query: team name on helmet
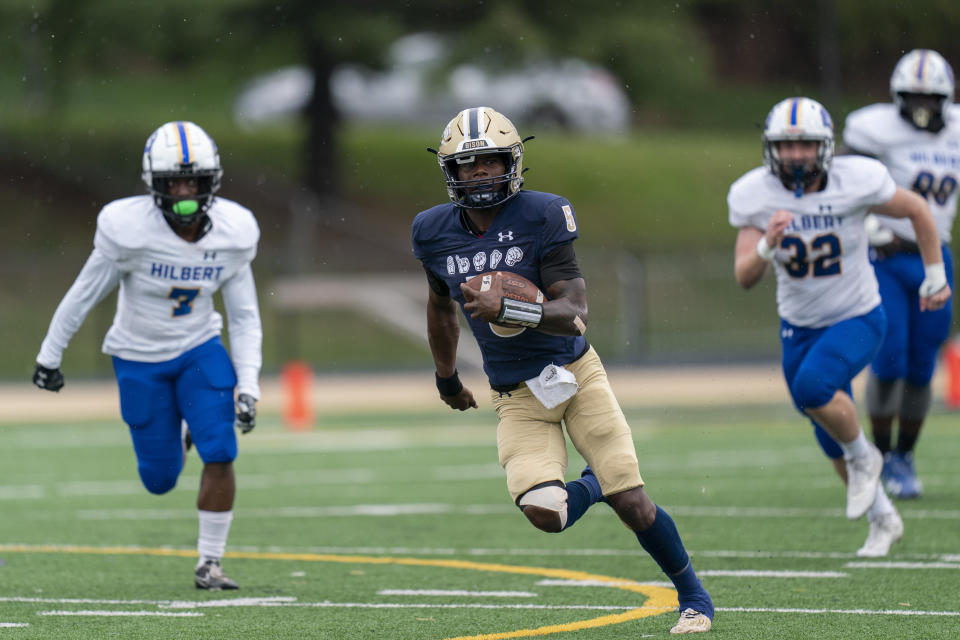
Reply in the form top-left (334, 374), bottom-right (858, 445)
top-left (142, 121), bottom-right (223, 226)
top-left (434, 107), bottom-right (525, 209)
top-left (762, 97), bottom-right (835, 198)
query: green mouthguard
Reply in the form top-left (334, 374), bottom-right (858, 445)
top-left (172, 200), bottom-right (199, 216)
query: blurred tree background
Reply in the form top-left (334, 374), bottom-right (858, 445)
top-left (2, 0), bottom-right (960, 379)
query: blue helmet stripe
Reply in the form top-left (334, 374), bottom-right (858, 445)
top-left (176, 122), bottom-right (191, 164)
top-left (789, 98), bottom-right (799, 126)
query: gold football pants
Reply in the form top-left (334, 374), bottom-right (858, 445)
top-left (491, 346), bottom-right (643, 502)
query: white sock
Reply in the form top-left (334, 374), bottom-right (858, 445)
top-left (867, 485), bottom-right (895, 520)
top-left (197, 509), bottom-right (233, 566)
top-left (839, 430), bottom-right (871, 459)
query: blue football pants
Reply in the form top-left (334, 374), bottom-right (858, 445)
top-left (780, 306), bottom-right (886, 459)
top-left (112, 336), bottom-right (238, 494)
top-left (870, 246), bottom-right (953, 386)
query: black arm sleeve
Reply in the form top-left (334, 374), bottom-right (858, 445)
top-left (540, 243), bottom-right (582, 288)
top-left (423, 263), bottom-right (450, 296)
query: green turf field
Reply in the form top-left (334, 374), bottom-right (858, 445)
top-left (1, 403), bottom-right (958, 639)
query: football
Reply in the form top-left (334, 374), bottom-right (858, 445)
top-left (462, 271), bottom-right (545, 337)
top-left (462, 271), bottom-right (545, 305)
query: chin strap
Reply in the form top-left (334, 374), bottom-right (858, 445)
top-left (792, 166), bottom-right (805, 198)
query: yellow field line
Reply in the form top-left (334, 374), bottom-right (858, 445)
top-left (0, 544), bottom-right (677, 639)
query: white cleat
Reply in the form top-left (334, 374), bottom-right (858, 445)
top-left (670, 608), bottom-right (712, 634)
top-left (845, 446), bottom-right (883, 520)
top-left (856, 510), bottom-right (904, 557)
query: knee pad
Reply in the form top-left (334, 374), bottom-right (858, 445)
top-left (790, 369), bottom-right (834, 410)
top-left (518, 484), bottom-right (568, 532)
top-left (865, 372), bottom-right (902, 417)
top-left (900, 382), bottom-right (932, 421)
top-left (138, 458), bottom-right (182, 495)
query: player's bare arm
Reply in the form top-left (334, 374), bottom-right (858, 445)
top-left (538, 277), bottom-right (588, 336)
top-left (734, 210), bottom-right (793, 289)
top-left (426, 286), bottom-right (477, 410)
top-left (873, 187), bottom-right (952, 310)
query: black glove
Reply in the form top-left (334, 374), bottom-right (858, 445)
top-left (33, 363), bottom-right (65, 392)
top-left (235, 393), bottom-right (257, 434)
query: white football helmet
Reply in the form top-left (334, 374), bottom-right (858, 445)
top-left (762, 97), bottom-right (834, 197)
top-left (890, 49), bottom-right (954, 131)
top-left (141, 121), bottom-right (223, 225)
top-left (434, 106), bottom-right (525, 209)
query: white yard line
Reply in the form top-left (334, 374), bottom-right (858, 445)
top-left (717, 606), bottom-right (960, 617)
top-left (37, 611), bottom-right (203, 617)
top-left (844, 561), bottom-right (960, 570)
top-left (9, 597), bottom-right (960, 618)
top-left (0, 623), bottom-right (29, 628)
top-left (24, 503), bottom-right (954, 522)
top-left (699, 570), bottom-right (847, 578)
top-left (537, 579), bottom-right (672, 588)
top-left (378, 589), bottom-right (537, 597)
top-left (4, 542), bottom-right (957, 562)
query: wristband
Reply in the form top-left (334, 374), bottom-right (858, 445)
top-left (496, 297), bottom-right (543, 327)
top-left (435, 370), bottom-right (463, 396)
top-left (756, 236), bottom-right (776, 261)
top-left (919, 262), bottom-right (947, 297)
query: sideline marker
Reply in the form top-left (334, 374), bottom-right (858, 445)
top-left (282, 361), bottom-right (314, 430)
top-left (944, 338), bottom-right (960, 409)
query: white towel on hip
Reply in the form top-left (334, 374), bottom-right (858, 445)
top-left (525, 363), bottom-right (579, 409)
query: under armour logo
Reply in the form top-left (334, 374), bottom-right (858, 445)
top-left (203, 251), bottom-right (217, 261)
top-left (498, 231), bottom-right (514, 242)
top-left (819, 204), bottom-right (832, 214)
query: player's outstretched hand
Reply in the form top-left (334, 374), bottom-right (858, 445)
top-left (442, 386), bottom-right (478, 411)
top-left (33, 363), bottom-right (64, 392)
top-left (235, 393), bottom-right (257, 433)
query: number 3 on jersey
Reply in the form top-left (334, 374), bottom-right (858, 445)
top-left (169, 287), bottom-right (201, 316)
top-left (780, 234), bottom-right (842, 278)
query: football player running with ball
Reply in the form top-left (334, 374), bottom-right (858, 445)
top-left (412, 107), bottom-right (713, 634)
top-left (33, 121), bottom-right (262, 590)
top-left (842, 49), bottom-right (960, 499)
top-left (728, 97), bottom-right (950, 557)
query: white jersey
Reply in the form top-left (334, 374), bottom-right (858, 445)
top-left (843, 103), bottom-right (960, 243)
top-left (37, 195), bottom-right (263, 398)
top-left (728, 156), bottom-right (896, 328)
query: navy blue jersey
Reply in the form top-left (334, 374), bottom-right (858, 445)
top-left (412, 190), bottom-right (587, 387)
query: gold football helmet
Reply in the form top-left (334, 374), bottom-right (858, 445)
top-left (434, 107), bottom-right (524, 208)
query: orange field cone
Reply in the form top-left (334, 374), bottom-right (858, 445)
top-left (943, 338), bottom-right (960, 410)
top-left (282, 361), bottom-right (314, 430)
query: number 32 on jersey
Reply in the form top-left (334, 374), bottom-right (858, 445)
top-left (780, 233), bottom-right (841, 278)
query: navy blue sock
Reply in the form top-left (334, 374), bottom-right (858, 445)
top-left (560, 470), bottom-right (605, 531)
top-left (635, 505), bottom-right (713, 618)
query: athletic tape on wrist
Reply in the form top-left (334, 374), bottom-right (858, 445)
top-left (496, 297), bottom-right (543, 327)
top-left (756, 236), bottom-right (776, 261)
top-left (920, 262), bottom-right (947, 297)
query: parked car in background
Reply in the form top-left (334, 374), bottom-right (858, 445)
top-left (234, 33), bottom-right (631, 133)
